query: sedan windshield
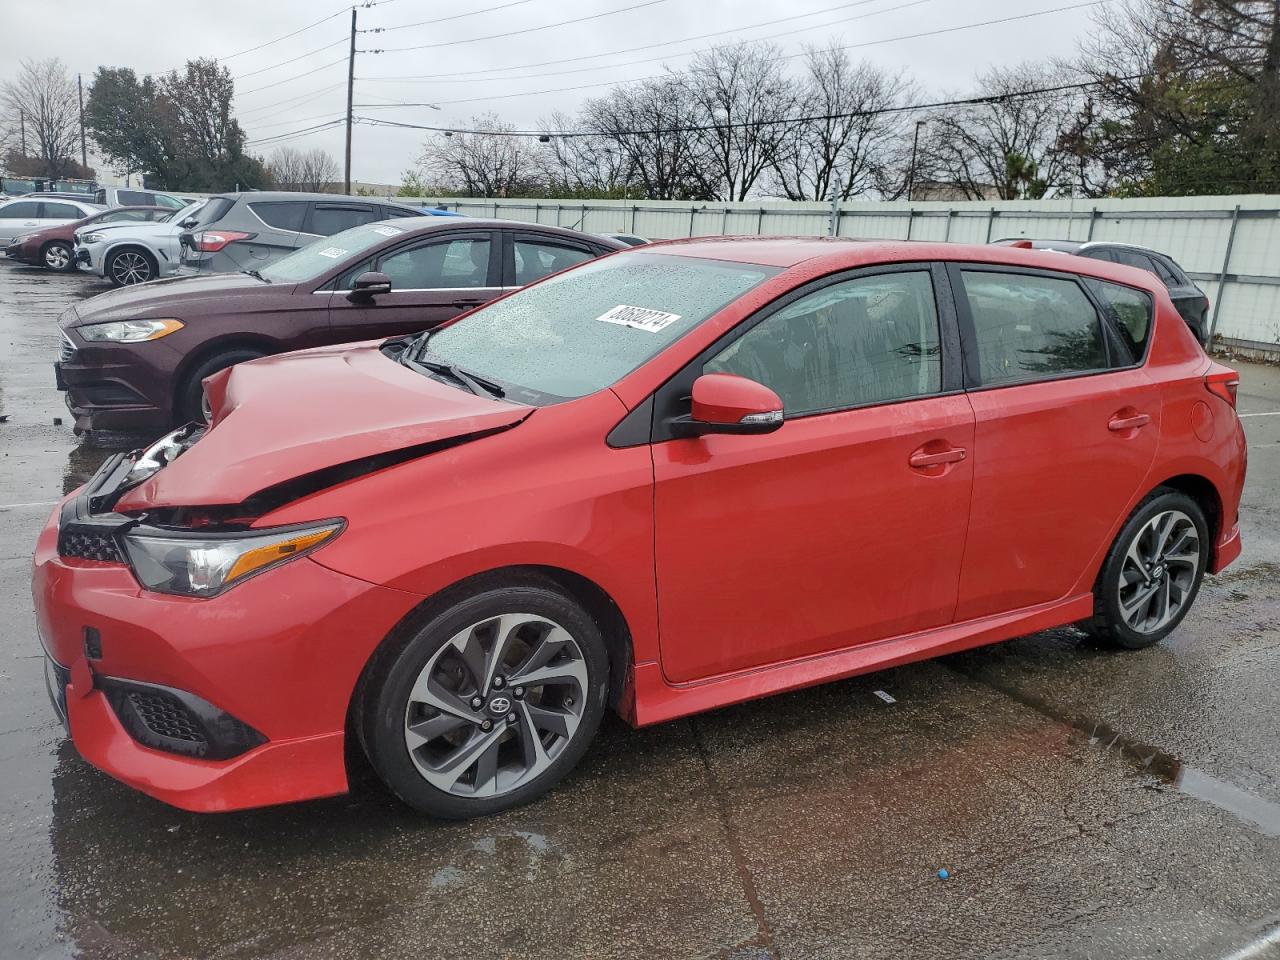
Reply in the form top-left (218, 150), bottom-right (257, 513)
top-left (260, 222), bottom-right (405, 284)
top-left (424, 252), bottom-right (779, 401)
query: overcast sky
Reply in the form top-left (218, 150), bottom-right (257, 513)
top-left (1, 0), bottom-right (1104, 188)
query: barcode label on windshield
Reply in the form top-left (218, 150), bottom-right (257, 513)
top-left (316, 247), bottom-right (347, 259)
top-left (371, 226), bottom-right (403, 237)
top-left (595, 304), bottom-right (682, 333)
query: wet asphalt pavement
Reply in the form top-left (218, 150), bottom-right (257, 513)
top-left (1, 262), bottom-right (1279, 960)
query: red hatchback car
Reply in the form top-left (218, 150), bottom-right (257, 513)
top-left (32, 238), bottom-right (1245, 818)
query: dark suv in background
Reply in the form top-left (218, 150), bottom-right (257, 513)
top-left (997, 239), bottom-right (1211, 345)
top-left (178, 192), bottom-right (424, 275)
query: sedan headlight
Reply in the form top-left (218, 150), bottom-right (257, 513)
top-left (122, 521), bottom-right (344, 597)
top-left (13, 233), bottom-right (33, 243)
top-left (80, 232), bottom-right (106, 243)
top-left (77, 319), bottom-right (184, 342)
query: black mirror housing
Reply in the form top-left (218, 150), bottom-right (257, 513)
top-left (348, 271), bottom-right (393, 301)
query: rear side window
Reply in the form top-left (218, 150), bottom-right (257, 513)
top-left (1085, 278), bottom-right (1153, 363)
top-left (190, 197), bottom-right (234, 228)
top-left (41, 202), bottom-right (82, 219)
top-left (380, 237), bottom-right (491, 289)
top-left (309, 204), bottom-right (379, 235)
top-left (1149, 256), bottom-right (1180, 287)
top-left (960, 270), bottom-right (1108, 386)
top-left (117, 190), bottom-right (151, 205)
top-left (249, 201), bottom-right (307, 232)
top-left (513, 240), bottom-right (593, 285)
top-left (707, 270), bottom-right (942, 416)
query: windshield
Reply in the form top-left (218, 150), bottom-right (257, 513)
top-left (260, 221), bottom-right (405, 284)
top-left (425, 252), bottom-right (779, 401)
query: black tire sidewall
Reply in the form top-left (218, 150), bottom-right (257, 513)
top-left (107, 248), bottom-right (156, 286)
top-left (362, 583), bottom-right (609, 819)
top-left (1097, 490), bottom-right (1209, 649)
top-left (177, 349), bottom-right (265, 424)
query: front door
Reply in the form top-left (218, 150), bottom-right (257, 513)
top-left (328, 232), bottom-right (503, 341)
top-left (947, 266), bottom-right (1162, 621)
top-left (653, 266), bottom-right (975, 683)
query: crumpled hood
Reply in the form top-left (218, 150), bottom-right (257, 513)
top-left (64, 273), bottom-right (289, 326)
top-left (115, 340), bottom-right (531, 510)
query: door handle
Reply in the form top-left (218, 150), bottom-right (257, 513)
top-left (909, 446), bottom-right (967, 468)
top-left (1108, 413), bottom-right (1151, 432)
top-left (451, 298), bottom-right (486, 308)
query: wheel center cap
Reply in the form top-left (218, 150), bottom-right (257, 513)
top-left (487, 696), bottom-right (512, 716)
top-left (1151, 563), bottom-right (1166, 580)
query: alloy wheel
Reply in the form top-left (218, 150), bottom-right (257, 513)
top-left (1116, 509), bottom-right (1201, 634)
top-left (403, 613), bottom-right (588, 798)
top-left (43, 244), bottom-right (71, 270)
top-left (111, 251), bottom-right (152, 285)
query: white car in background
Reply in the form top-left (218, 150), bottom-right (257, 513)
top-left (0, 196), bottom-right (102, 245)
top-left (74, 199), bottom-right (206, 286)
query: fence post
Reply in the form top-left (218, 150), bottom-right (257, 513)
top-left (1208, 204), bottom-right (1241, 343)
top-left (1086, 207), bottom-right (1099, 241)
top-left (943, 209), bottom-right (954, 242)
top-left (555, 205), bottom-right (562, 227)
top-left (688, 205), bottom-right (697, 237)
top-left (905, 208), bottom-right (915, 241)
top-left (534, 202), bottom-right (540, 224)
top-left (984, 207), bottom-right (997, 243)
top-left (756, 208), bottom-right (765, 235)
top-left (630, 204), bottom-right (637, 233)
top-left (721, 206), bottom-right (730, 236)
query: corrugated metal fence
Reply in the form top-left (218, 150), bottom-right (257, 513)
top-left (410, 194), bottom-right (1280, 352)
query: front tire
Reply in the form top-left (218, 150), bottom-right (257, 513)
top-left (1088, 489), bottom-right (1209, 649)
top-left (176, 348), bottom-right (266, 424)
top-left (106, 247), bottom-right (157, 286)
top-left (41, 241), bottom-right (74, 272)
top-left (359, 579), bottom-right (609, 819)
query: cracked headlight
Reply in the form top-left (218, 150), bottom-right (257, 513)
top-left (78, 318), bottom-right (184, 342)
top-left (122, 521), bottom-right (344, 597)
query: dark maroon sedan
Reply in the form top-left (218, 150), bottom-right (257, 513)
top-left (6, 206), bottom-right (170, 270)
top-left (56, 218), bottom-right (625, 434)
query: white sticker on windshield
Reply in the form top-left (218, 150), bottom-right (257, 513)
top-left (371, 226), bottom-right (403, 237)
top-left (317, 246), bottom-right (347, 259)
top-left (595, 304), bottom-right (682, 333)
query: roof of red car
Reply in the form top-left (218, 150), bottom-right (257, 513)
top-left (643, 236), bottom-right (1150, 281)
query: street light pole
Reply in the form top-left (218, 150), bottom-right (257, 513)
top-left (908, 119), bottom-right (926, 202)
top-left (344, 7), bottom-right (356, 194)
top-left (77, 74), bottom-right (88, 170)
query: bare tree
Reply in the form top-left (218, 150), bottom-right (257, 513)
top-left (582, 77), bottom-right (710, 200)
top-left (1, 59), bottom-right (81, 180)
top-left (769, 43), bottom-right (916, 200)
top-left (918, 63), bottom-right (1082, 199)
top-left (417, 113), bottom-right (539, 196)
top-left (681, 42), bottom-right (798, 200)
top-left (298, 148), bottom-right (338, 192)
top-left (536, 110), bottom-right (633, 196)
top-left (267, 146), bottom-right (306, 189)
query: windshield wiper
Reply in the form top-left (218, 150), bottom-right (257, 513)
top-left (242, 268), bottom-right (271, 283)
top-left (399, 348), bottom-right (505, 399)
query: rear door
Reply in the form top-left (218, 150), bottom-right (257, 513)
top-left (948, 264), bottom-right (1161, 621)
top-left (327, 230), bottom-right (502, 341)
top-left (0, 201), bottom-right (44, 242)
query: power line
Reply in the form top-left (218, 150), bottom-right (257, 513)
top-left (359, 0), bottom-right (935, 88)
top-left (237, 57), bottom-right (350, 96)
top-left (354, 1), bottom-right (1109, 109)
top-left (246, 117), bottom-right (347, 147)
top-left (239, 82), bottom-right (349, 117)
top-left (218, 7), bottom-right (351, 61)
top-left (350, 72), bottom-right (1141, 140)
top-left (358, 0), bottom-right (898, 81)
top-left (233, 36), bottom-right (350, 80)
top-left (362, 0), bottom-right (538, 33)
top-left (366, 0), bottom-right (671, 54)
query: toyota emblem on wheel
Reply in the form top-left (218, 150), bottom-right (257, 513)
top-left (487, 696), bottom-right (512, 716)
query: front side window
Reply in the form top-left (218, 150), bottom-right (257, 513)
top-left (1085, 278), bottom-right (1152, 364)
top-left (310, 204), bottom-right (378, 235)
top-left (380, 237), bottom-right (491, 289)
top-left (706, 271), bottom-right (942, 417)
top-left (514, 240), bottom-right (593, 285)
top-left (427, 252), bottom-right (778, 401)
top-left (961, 270), bottom-right (1107, 385)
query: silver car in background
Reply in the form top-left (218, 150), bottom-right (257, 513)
top-left (0, 196), bottom-right (102, 245)
top-left (177, 191), bottom-right (424, 275)
top-left (74, 200), bottom-right (206, 286)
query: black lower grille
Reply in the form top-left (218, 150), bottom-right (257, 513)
top-left (99, 677), bottom-right (266, 760)
top-left (58, 528), bottom-right (124, 563)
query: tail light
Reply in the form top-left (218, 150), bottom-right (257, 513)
top-left (193, 230), bottom-right (254, 252)
top-left (1204, 368), bottom-right (1239, 408)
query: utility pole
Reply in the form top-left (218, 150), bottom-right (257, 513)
top-left (344, 7), bottom-right (356, 194)
top-left (907, 119), bottom-right (926, 202)
top-left (77, 73), bottom-right (88, 170)
top-left (19, 111), bottom-right (26, 155)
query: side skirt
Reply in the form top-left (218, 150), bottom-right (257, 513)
top-left (626, 593), bottom-right (1094, 727)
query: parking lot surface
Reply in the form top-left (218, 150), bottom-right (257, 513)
top-left (2, 263), bottom-right (1279, 960)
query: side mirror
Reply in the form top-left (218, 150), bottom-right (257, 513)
top-left (348, 271), bottom-right (392, 301)
top-left (673, 373), bottom-right (784, 437)
top-left (179, 217), bottom-right (198, 229)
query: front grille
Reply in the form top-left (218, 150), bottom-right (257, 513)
top-left (128, 690), bottom-right (207, 743)
top-left (58, 527), bottom-right (124, 563)
top-left (59, 332), bottom-right (75, 363)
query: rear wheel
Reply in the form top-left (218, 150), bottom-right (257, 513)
top-left (176, 348), bottom-right (266, 424)
top-left (359, 579), bottom-right (609, 819)
top-left (41, 241), bottom-right (74, 272)
top-left (106, 248), bottom-right (157, 286)
top-left (1088, 489), bottom-right (1209, 649)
